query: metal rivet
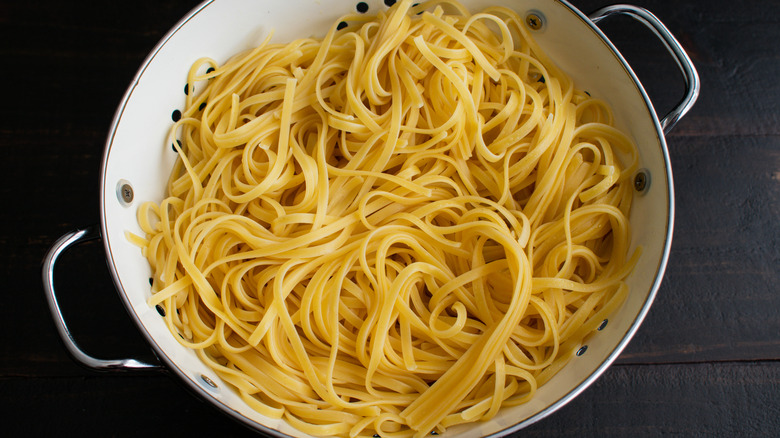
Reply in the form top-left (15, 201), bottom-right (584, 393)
top-left (576, 345), bottom-right (588, 356)
top-left (634, 170), bottom-right (650, 192)
top-left (200, 374), bottom-right (218, 388)
top-left (597, 319), bottom-right (608, 331)
top-left (526, 13), bottom-right (543, 30)
top-left (117, 180), bottom-right (133, 206)
top-left (121, 185), bottom-right (133, 203)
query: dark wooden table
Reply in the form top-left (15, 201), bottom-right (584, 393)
top-left (2, 0), bottom-right (778, 436)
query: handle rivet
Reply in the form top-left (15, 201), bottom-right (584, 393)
top-left (634, 170), bottom-right (650, 192)
top-left (526, 13), bottom-right (543, 30)
top-left (117, 180), bottom-right (134, 206)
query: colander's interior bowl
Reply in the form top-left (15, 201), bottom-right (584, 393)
top-left (100, 0), bottom-right (671, 436)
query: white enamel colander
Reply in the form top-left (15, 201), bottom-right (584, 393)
top-left (43, 0), bottom-right (698, 436)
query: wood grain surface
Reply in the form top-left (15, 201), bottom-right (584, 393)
top-left (2, 0), bottom-right (777, 436)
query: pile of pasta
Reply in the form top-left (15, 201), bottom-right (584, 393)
top-left (133, 0), bottom-right (639, 436)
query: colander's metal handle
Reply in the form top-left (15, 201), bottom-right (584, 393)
top-left (42, 226), bottom-right (162, 372)
top-left (589, 4), bottom-right (700, 134)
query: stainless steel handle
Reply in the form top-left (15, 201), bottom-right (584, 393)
top-left (589, 4), bottom-right (700, 134)
top-left (42, 226), bottom-right (161, 371)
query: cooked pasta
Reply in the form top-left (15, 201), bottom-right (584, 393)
top-left (131, 0), bottom-right (639, 436)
